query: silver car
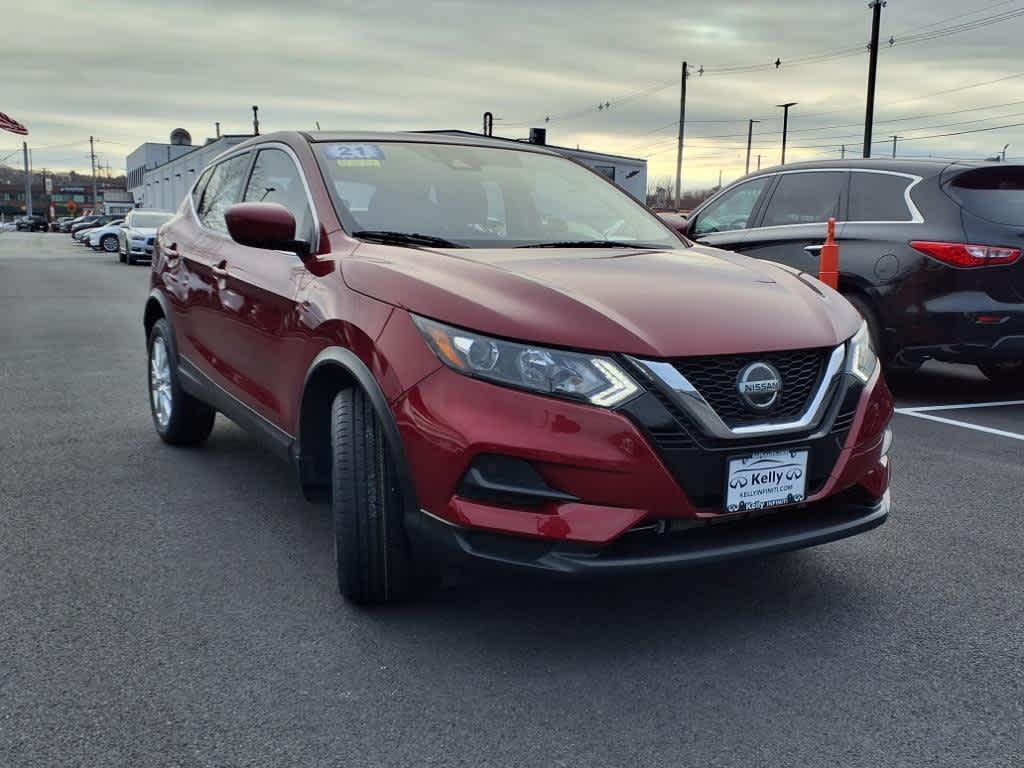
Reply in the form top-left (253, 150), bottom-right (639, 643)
top-left (118, 210), bottom-right (174, 265)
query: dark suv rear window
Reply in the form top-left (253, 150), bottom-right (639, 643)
top-left (948, 166), bottom-right (1024, 225)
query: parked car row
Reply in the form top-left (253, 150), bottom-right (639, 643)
top-left (67, 210), bottom-right (173, 264)
top-left (658, 158), bottom-right (1024, 386)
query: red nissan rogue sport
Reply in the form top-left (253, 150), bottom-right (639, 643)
top-left (144, 131), bottom-right (893, 604)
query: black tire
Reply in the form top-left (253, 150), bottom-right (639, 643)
top-left (119, 250), bottom-right (127, 263)
top-left (101, 234), bottom-right (118, 253)
top-left (126, 251), bottom-right (136, 265)
top-left (330, 387), bottom-right (424, 604)
top-left (979, 361), bottom-right (1023, 389)
top-left (147, 318), bottom-right (215, 446)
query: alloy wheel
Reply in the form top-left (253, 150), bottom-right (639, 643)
top-left (150, 336), bottom-right (173, 429)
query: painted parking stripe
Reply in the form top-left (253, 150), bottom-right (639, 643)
top-left (897, 399), bottom-right (1024, 414)
top-left (895, 400), bottom-right (1024, 442)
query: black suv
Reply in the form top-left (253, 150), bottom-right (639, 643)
top-left (15, 214), bottom-right (49, 232)
top-left (675, 160), bottom-right (1024, 384)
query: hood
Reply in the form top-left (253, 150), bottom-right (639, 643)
top-left (125, 226), bottom-right (159, 236)
top-left (341, 244), bottom-right (861, 358)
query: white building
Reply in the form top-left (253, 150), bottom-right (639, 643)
top-left (127, 129), bottom-right (249, 211)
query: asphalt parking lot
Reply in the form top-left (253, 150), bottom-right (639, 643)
top-left (1, 231), bottom-right (1022, 768)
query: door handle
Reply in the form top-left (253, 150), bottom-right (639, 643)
top-left (803, 245), bottom-right (823, 255)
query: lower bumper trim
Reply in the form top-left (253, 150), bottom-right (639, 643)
top-left (411, 490), bottom-right (890, 575)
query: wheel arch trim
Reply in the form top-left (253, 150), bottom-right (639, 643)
top-left (298, 348), bottom-right (419, 516)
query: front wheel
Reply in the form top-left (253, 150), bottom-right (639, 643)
top-left (979, 361), bottom-right (1023, 390)
top-left (330, 387), bottom-right (427, 604)
top-left (101, 234), bottom-right (118, 252)
top-left (147, 318), bottom-right (216, 445)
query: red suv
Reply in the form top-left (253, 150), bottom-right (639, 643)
top-left (145, 132), bottom-right (893, 604)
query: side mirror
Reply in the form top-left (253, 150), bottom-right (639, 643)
top-left (225, 202), bottom-right (310, 259)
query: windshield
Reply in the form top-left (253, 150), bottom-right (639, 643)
top-left (315, 141), bottom-right (682, 249)
top-left (131, 212), bottom-right (173, 228)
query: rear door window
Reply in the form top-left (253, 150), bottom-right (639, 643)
top-left (849, 172), bottom-right (915, 222)
top-left (947, 166), bottom-right (1024, 225)
top-left (762, 171), bottom-right (846, 227)
top-left (691, 177), bottom-right (773, 236)
top-left (197, 153), bottom-right (251, 233)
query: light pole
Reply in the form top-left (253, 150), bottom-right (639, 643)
top-left (777, 102), bottom-right (797, 166)
top-left (1002, 143), bottom-right (1010, 162)
top-left (745, 119), bottom-right (760, 175)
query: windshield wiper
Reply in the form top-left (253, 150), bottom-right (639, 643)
top-left (352, 230), bottom-right (465, 248)
top-left (514, 240), bottom-right (662, 249)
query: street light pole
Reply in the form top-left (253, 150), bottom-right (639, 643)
top-left (22, 142), bottom-right (32, 217)
top-left (863, 0), bottom-right (885, 158)
top-left (777, 102), bottom-right (797, 165)
top-left (674, 61), bottom-right (688, 209)
top-left (745, 119), bottom-right (760, 175)
top-left (892, 135), bottom-right (902, 158)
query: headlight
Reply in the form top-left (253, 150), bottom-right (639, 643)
top-left (412, 315), bottom-right (642, 408)
top-left (847, 321), bottom-right (878, 382)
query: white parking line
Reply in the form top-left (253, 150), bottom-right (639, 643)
top-left (895, 400), bottom-right (1024, 442)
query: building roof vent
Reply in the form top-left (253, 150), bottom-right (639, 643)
top-left (169, 128), bottom-right (192, 146)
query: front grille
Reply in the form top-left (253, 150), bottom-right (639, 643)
top-left (671, 348), bottom-right (829, 428)
top-left (619, 370), bottom-right (863, 512)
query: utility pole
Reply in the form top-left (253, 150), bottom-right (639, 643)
top-left (674, 60), bottom-right (688, 210)
top-left (841, 144), bottom-right (846, 159)
top-left (745, 119), bottom-right (760, 175)
top-left (777, 102), bottom-right (797, 165)
top-left (863, 0), bottom-right (885, 158)
top-left (89, 136), bottom-right (98, 210)
top-left (1002, 143), bottom-right (1010, 162)
top-left (718, 169), bottom-right (723, 189)
top-left (891, 135), bottom-right (902, 158)
top-left (22, 142), bottom-right (32, 216)
top-left (757, 154), bottom-right (762, 171)
top-left (252, 105), bottom-right (260, 136)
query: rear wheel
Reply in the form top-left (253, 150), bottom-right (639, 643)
top-left (979, 361), bottom-right (1023, 390)
top-left (147, 318), bottom-right (216, 445)
top-left (330, 387), bottom-right (426, 605)
top-left (101, 234), bottom-right (118, 252)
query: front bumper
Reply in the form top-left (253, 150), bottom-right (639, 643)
top-left (127, 238), bottom-right (155, 257)
top-left (394, 360), bottom-right (892, 572)
top-left (410, 489), bottom-right (889, 574)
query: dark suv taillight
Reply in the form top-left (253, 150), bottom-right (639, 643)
top-left (911, 241), bottom-right (1022, 268)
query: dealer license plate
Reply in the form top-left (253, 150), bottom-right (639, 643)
top-left (725, 449), bottom-right (809, 513)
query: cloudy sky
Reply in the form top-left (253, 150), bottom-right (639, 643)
top-left (4, 0), bottom-right (1024, 189)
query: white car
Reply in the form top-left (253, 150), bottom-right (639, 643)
top-left (118, 210), bottom-right (174, 264)
top-left (86, 220), bottom-right (126, 252)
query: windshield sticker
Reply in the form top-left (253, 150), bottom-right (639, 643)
top-left (326, 143), bottom-right (385, 167)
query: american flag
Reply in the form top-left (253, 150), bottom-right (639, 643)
top-left (0, 112), bottom-right (28, 136)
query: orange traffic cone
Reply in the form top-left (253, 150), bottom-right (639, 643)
top-left (819, 217), bottom-right (839, 290)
